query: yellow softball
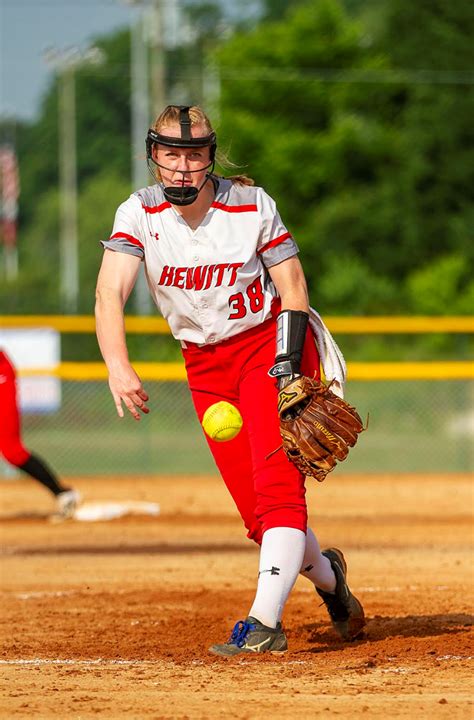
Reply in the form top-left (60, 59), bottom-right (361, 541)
top-left (202, 401), bottom-right (243, 442)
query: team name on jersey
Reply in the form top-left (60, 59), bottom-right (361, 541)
top-left (158, 262), bottom-right (244, 290)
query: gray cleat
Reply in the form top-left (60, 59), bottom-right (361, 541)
top-left (209, 617), bottom-right (288, 657)
top-left (317, 547), bottom-right (366, 640)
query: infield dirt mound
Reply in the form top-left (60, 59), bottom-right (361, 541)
top-left (0, 473), bottom-right (472, 719)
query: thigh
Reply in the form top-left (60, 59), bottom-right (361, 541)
top-left (240, 348), bottom-right (304, 506)
top-left (185, 358), bottom-right (262, 543)
top-left (0, 354), bottom-right (22, 448)
top-left (238, 327), bottom-right (308, 532)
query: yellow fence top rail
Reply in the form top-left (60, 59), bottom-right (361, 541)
top-left (2, 315), bottom-right (474, 334)
top-left (0, 315), bottom-right (171, 333)
top-left (18, 361), bottom-right (474, 382)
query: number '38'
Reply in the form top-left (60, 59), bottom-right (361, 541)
top-left (228, 277), bottom-right (264, 319)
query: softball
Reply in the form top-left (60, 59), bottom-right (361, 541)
top-left (202, 401), bottom-right (243, 442)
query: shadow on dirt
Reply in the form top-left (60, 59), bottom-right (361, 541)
top-left (296, 612), bottom-right (473, 651)
top-left (3, 542), bottom-right (257, 556)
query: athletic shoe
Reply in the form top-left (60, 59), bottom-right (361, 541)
top-left (317, 547), bottom-right (366, 640)
top-left (55, 490), bottom-right (81, 519)
top-left (209, 617), bottom-right (288, 657)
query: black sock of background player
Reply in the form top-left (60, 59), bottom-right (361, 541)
top-left (18, 454), bottom-right (68, 497)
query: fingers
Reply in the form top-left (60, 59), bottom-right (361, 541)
top-left (111, 388), bottom-right (148, 420)
top-left (108, 373), bottom-right (149, 420)
top-left (130, 392), bottom-right (150, 416)
top-left (112, 393), bottom-right (124, 418)
top-left (123, 396), bottom-right (142, 421)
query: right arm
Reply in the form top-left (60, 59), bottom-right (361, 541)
top-left (95, 250), bottom-right (150, 420)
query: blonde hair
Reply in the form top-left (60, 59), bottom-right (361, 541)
top-left (151, 105), bottom-right (255, 186)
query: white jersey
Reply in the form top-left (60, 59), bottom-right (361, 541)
top-left (101, 177), bottom-right (299, 345)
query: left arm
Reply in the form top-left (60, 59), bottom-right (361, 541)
top-left (267, 256), bottom-right (311, 387)
top-left (267, 255), bottom-right (309, 313)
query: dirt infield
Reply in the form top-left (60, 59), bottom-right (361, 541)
top-left (0, 473), bottom-right (472, 719)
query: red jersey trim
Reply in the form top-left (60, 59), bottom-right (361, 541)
top-left (211, 201), bottom-right (258, 213)
top-left (142, 202), bottom-right (172, 214)
top-left (110, 232), bottom-right (144, 249)
top-left (257, 231), bottom-right (292, 255)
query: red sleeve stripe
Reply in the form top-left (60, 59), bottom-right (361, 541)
top-left (109, 232), bottom-right (144, 249)
top-left (257, 231), bottom-right (292, 255)
top-left (142, 201), bottom-right (172, 214)
top-left (211, 201), bottom-right (258, 213)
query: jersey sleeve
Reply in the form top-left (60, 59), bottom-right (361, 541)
top-left (101, 195), bottom-right (145, 260)
top-left (256, 188), bottom-right (299, 268)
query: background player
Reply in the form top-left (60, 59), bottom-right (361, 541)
top-left (0, 349), bottom-right (80, 519)
top-left (95, 104), bottom-right (365, 655)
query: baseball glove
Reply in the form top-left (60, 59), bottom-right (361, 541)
top-left (277, 376), bottom-right (365, 482)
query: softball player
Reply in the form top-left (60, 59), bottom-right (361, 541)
top-left (0, 350), bottom-right (80, 518)
top-left (95, 105), bottom-right (365, 655)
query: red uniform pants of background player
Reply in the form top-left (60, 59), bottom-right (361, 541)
top-left (182, 316), bottom-right (320, 545)
top-left (0, 351), bottom-right (31, 467)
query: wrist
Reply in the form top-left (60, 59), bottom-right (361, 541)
top-left (268, 360), bottom-right (300, 390)
top-left (106, 358), bottom-right (132, 375)
top-left (274, 309), bottom-right (309, 374)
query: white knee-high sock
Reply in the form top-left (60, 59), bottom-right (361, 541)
top-left (300, 527), bottom-right (336, 591)
top-left (249, 527), bottom-right (306, 628)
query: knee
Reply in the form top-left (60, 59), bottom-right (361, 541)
top-left (246, 520), bottom-right (263, 546)
top-left (1, 443), bottom-right (30, 467)
top-left (257, 504), bottom-right (308, 536)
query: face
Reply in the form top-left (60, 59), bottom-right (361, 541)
top-left (153, 122), bottom-right (212, 188)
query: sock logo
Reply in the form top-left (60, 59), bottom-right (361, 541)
top-left (258, 566), bottom-right (280, 577)
top-left (304, 564), bottom-right (314, 572)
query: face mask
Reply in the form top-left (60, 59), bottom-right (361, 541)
top-left (146, 105), bottom-right (216, 206)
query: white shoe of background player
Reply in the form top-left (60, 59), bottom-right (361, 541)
top-left (56, 489), bottom-right (82, 519)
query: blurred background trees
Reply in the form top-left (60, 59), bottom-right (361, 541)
top-left (1, 0), bottom-right (472, 352)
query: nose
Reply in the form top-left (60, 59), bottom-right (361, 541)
top-left (175, 154), bottom-right (191, 172)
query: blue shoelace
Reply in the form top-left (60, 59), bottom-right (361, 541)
top-left (228, 620), bottom-right (256, 648)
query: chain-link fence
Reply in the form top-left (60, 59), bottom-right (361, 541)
top-left (1, 379), bottom-right (472, 477)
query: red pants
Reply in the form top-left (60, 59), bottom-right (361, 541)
top-left (0, 351), bottom-right (31, 466)
top-left (182, 317), bottom-right (320, 545)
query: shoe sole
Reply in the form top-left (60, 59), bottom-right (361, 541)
top-left (209, 647), bottom-right (287, 658)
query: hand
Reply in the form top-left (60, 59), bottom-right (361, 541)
top-left (108, 365), bottom-right (150, 421)
top-left (277, 373), bottom-right (300, 391)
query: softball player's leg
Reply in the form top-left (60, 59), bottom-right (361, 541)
top-left (235, 324), bottom-right (364, 643)
top-left (185, 325), bottom-right (305, 654)
top-left (184, 318), bottom-right (321, 541)
top-left (0, 352), bottom-right (79, 516)
top-left (184, 343), bottom-right (263, 544)
top-left (297, 348), bottom-right (366, 640)
top-left (233, 322), bottom-right (311, 634)
top-left (0, 352), bottom-right (32, 467)
top-left (185, 326), bottom-right (364, 652)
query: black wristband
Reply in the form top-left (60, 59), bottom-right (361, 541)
top-left (275, 309), bottom-right (309, 375)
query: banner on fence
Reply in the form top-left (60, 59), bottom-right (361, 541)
top-left (0, 328), bottom-right (60, 412)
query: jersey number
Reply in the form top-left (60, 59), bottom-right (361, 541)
top-left (228, 277), bottom-right (264, 320)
